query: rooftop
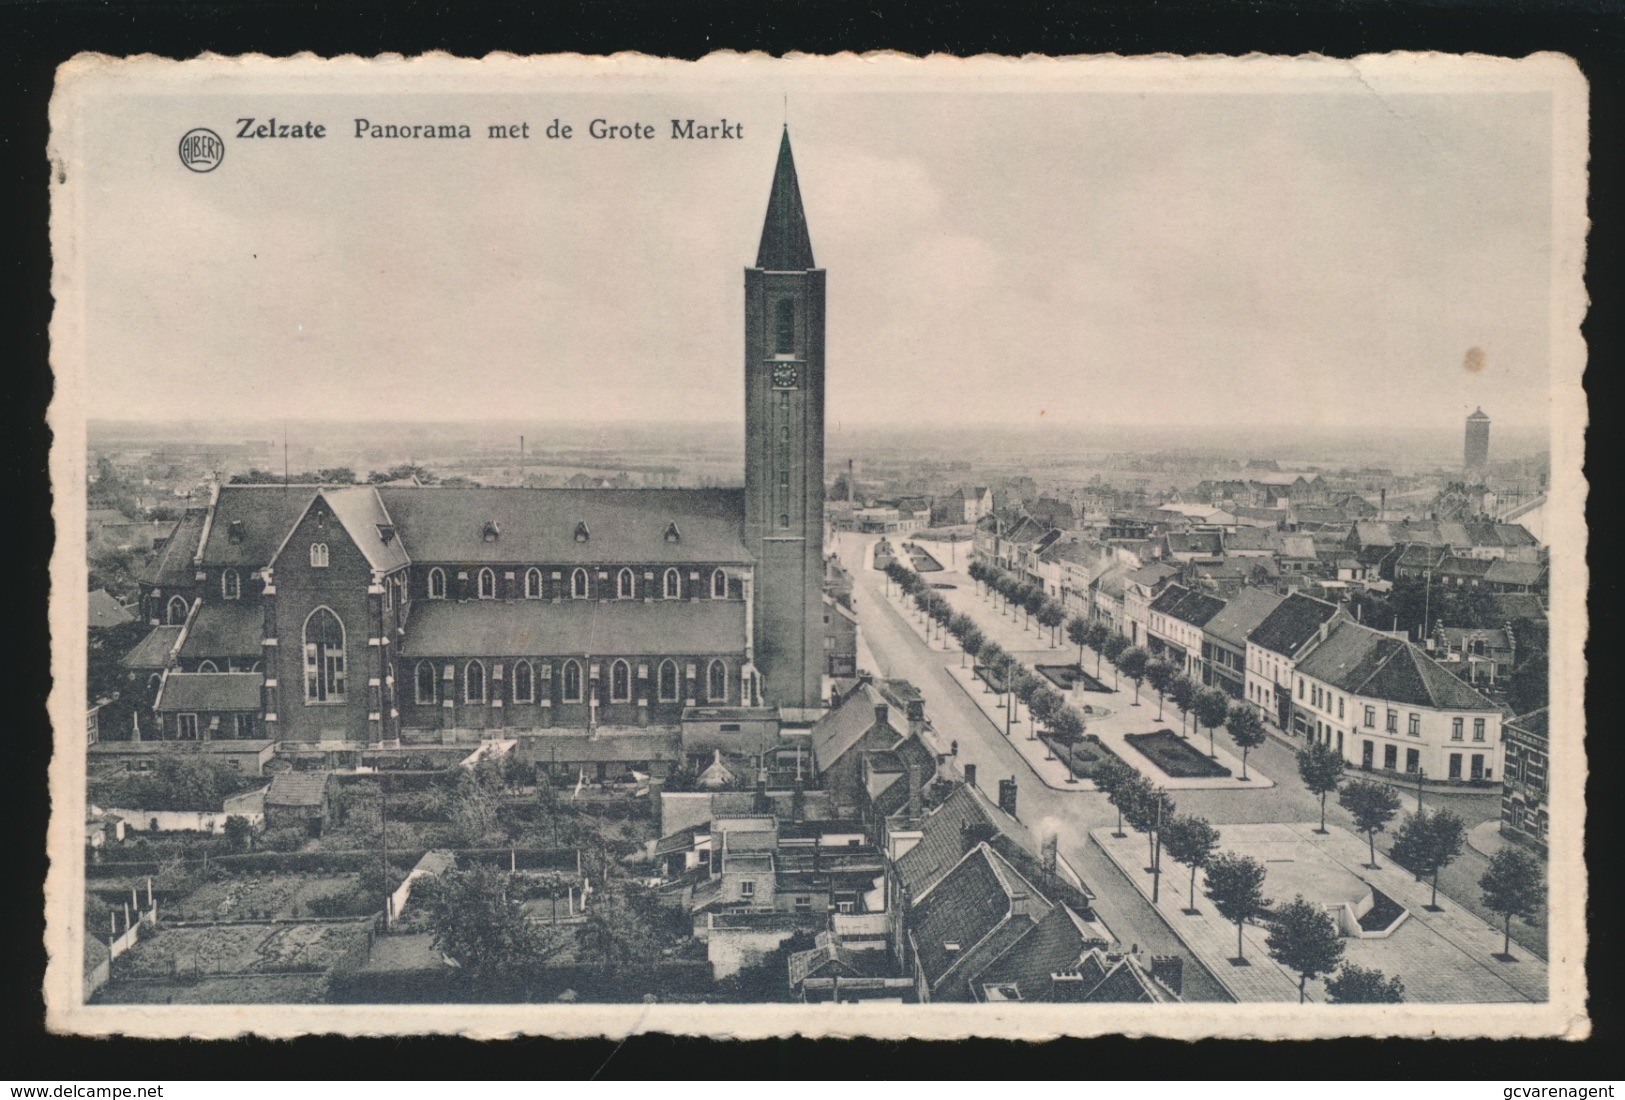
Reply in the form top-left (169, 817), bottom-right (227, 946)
top-left (399, 597), bottom-right (747, 658)
top-left (155, 671), bottom-right (264, 713)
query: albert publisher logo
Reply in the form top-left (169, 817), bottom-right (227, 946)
top-left (178, 127), bottom-right (225, 172)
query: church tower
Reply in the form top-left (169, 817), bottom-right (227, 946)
top-left (744, 128), bottom-right (825, 715)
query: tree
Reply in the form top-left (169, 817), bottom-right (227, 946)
top-left (1325, 963), bottom-right (1406, 1003)
top-left (979, 641), bottom-right (1007, 692)
top-left (1097, 760), bottom-right (1145, 837)
top-left (961, 624), bottom-right (985, 669)
top-left (419, 865), bottom-right (565, 986)
top-left (1390, 808), bottom-right (1466, 909)
top-left (1225, 703), bottom-right (1267, 781)
top-left (222, 815), bottom-right (254, 853)
top-left (1145, 659), bottom-right (1176, 720)
top-left (1085, 620), bottom-right (1111, 677)
top-left (1124, 783), bottom-right (1177, 872)
top-left (1022, 585), bottom-right (1046, 630)
top-left (1101, 633), bottom-right (1129, 688)
top-left (1119, 646), bottom-right (1150, 705)
top-left (1161, 814), bottom-right (1220, 915)
top-left (1338, 778), bottom-right (1402, 869)
top-left (1028, 685), bottom-right (1063, 731)
top-left (1296, 740), bottom-right (1346, 833)
top-left (368, 463), bottom-right (438, 484)
top-left (1192, 687), bottom-right (1231, 759)
top-left (1204, 852), bottom-right (1271, 964)
top-left (1479, 845), bottom-right (1545, 960)
top-left (1067, 616), bottom-right (1092, 669)
top-left (1050, 707), bottom-right (1087, 782)
top-left (1169, 675), bottom-right (1197, 737)
top-left (316, 466), bottom-right (358, 484)
top-left (1037, 600), bottom-right (1066, 646)
top-left (1266, 895), bottom-right (1346, 1003)
top-left (576, 884), bottom-right (663, 979)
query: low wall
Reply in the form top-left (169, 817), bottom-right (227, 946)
top-left (104, 807), bottom-right (264, 835)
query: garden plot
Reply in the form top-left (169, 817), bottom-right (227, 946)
top-left (165, 873), bottom-right (361, 921)
top-left (116, 921), bottom-right (370, 978)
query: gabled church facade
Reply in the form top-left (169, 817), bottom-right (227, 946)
top-left (126, 130), bottom-right (828, 746)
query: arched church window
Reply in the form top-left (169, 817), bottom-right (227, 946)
top-left (618, 568), bottom-right (635, 599)
top-left (478, 568), bottom-right (496, 600)
top-left (415, 660), bottom-right (436, 705)
top-left (428, 568), bottom-right (446, 599)
top-left (571, 569), bottom-right (590, 599)
top-left (561, 660), bottom-right (583, 703)
top-left (664, 568), bottom-right (681, 599)
top-left (513, 660), bottom-right (534, 704)
top-left (302, 607), bottom-right (346, 703)
top-left (711, 569), bottom-right (727, 599)
top-left (167, 595), bottom-right (189, 624)
top-left (658, 660), bottom-right (679, 702)
top-left (611, 660), bottom-right (631, 703)
top-left (525, 568), bottom-right (543, 599)
top-left (310, 543), bottom-right (329, 568)
top-left (707, 660), bottom-right (728, 703)
top-left (221, 569), bottom-right (241, 601)
top-left (465, 660), bottom-right (486, 704)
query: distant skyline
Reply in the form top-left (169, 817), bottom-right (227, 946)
top-left (79, 81), bottom-right (1556, 432)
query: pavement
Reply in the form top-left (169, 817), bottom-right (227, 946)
top-left (1092, 821), bottom-right (1548, 1003)
top-left (1467, 819), bottom-right (1512, 859)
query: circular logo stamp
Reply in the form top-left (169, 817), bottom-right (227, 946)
top-left (178, 128), bottom-right (225, 172)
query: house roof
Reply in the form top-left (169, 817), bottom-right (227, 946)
top-left (121, 625), bottom-right (185, 670)
top-left (178, 601), bottom-right (263, 660)
top-left (265, 770), bottom-right (333, 807)
top-left (398, 597), bottom-right (747, 658)
top-left (155, 671), bottom-right (264, 713)
top-left (1246, 593), bottom-right (1341, 657)
top-left (1483, 559), bottom-right (1546, 586)
top-left (810, 684), bottom-right (904, 774)
top-left (374, 486), bottom-right (750, 565)
top-left (1202, 588), bottom-right (1285, 650)
top-left (531, 732), bottom-right (680, 764)
top-left (910, 842), bottom-right (1051, 992)
top-left (1149, 584), bottom-right (1190, 615)
top-left (1164, 532), bottom-right (1223, 555)
top-left (142, 508), bottom-right (209, 586)
top-left (975, 904), bottom-right (1108, 1002)
top-left (1506, 707), bottom-right (1548, 741)
top-left (1297, 622), bottom-right (1496, 711)
top-left (88, 589), bottom-right (135, 628)
top-left (1151, 585), bottom-right (1226, 628)
top-left (894, 782), bottom-right (1034, 900)
top-left (1126, 563), bottom-right (1180, 590)
top-left (199, 486), bottom-right (320, 569)
top-left (1491, 593), bottom-right (1548, 622)
top-left (1090, 564), bottom-right (1126, 600)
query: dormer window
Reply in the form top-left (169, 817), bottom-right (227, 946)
top-left (482, 520), bottom-right (500, 542)
top-left (227, 520), bottom-right (246, 544)
top-left (664, 522), bottom-right (681, 544)
top-left (377, 524), bottom-right (396, 545)
top-left (574, 522), bottom-right (590, 542)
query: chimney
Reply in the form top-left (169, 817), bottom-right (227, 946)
top-left (906, 764), bottom-right (923, 825)
top-left (963, 763), bottom-right (977, 790)
top-left (1150, 955), bottom-right (1184, 997)
top-left (998, 777), bottom-right (1019, 819)
top-left (874, 703), bottom-right (889, 727)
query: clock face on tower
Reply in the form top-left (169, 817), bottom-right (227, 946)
top-left (771, 363), bottom-right (800, 390)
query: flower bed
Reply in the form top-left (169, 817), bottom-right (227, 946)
top-left (1122, 730), bottom-right (1233, 779)
top-left (1357, 887), bottom-right (1407, 933)
top-left (1035, 664), bottom-right (1112, 694)
top-left (1038, 732), bottom-right (1121, 780)
top-left (904, 546), bottom-right (944, 572)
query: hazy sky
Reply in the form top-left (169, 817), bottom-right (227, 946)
top-left (77, 77), bottom-right (1556, 431)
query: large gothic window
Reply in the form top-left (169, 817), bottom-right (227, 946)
top-left (465, 660), bottom-right (486, 704)
top-left (415, 660), bottom-right (436, 705)
top-left (658, 660), bottom-right (679, 702)
top-left (774, 298), bottom-right (795, 354)
top-left (561, 660), bottom-right (583, 703)
top-left (513, 660), bottom-right (534, 704)
top-left (302, 607), bottom-right (346, 703)
top-left (611, 660), bottom-right (631, 703)
top-left (707, 659), bottom-right (727, 703)
top-left (167, 595), bottom-right (189, 624)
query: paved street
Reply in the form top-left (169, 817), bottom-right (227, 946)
top-left (837, 532), bottom-right (1547, 1000)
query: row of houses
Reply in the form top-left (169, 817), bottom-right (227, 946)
top-left (652, 677), bottom-right (1181, 1003)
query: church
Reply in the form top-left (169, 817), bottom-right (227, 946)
top-left (122, 130), bottom-right (829, 754)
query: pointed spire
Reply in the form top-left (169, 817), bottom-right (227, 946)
top-left (756, 127), bottom-right (816, 270)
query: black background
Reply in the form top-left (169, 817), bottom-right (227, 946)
top-left (3, 0), bottom-right (1618, 1081)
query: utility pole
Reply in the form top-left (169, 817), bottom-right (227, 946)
top-left (1416, 766), bottom-right (1425, 815)
top-left (1151, 794), bottom-right (1163, 904)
